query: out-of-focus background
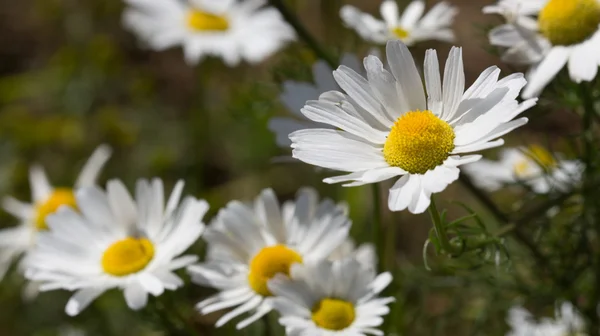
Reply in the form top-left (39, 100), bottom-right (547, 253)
top-left (0, 0), bottom-right (578, 335)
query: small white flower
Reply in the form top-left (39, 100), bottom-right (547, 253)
top-left (464, 146), bottom-right (582, 193)
top-left (328, 238), bottom-right (377, 272)
top-left (187, 188), bottom-right (351, 329)
top-left (340, 0), bottom-right (457, 46)
top-left (484, 0), bottom-right (600, 98)
top-left (25, 178), bottom-right (208, 316)
top-left (507, 302), bottom-right (585, 336)
top-left (270, 54), bottom-right (362, 149)
top-left (290, 40), bottom-right (536, 214)
top-left (268, 258), bottom-right (393, 336)
top-left (123, 0), bottom-right (295, 66)
top-left (0, 145), bottom-right (111, 280)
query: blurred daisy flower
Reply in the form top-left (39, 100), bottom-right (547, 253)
top-left (25, 178), bottom-right (208, 316)
top-left (187, 188), bottom-right (351, 329)
top-left (507, 303), bottom-right (585, 336)
top-left (268, 258), bottom-right (393, 335)
top-left (123, 0), bottom-right (295, 66)
top-left (464, 145), bottom-right (582, 194)
top-left (328, 238), bottom-right (377, 272)
top-left (270, 54), bottom-right (362, 149)
top-left (0, 145), bottom-right (111, 280)
top-left (340, 0), bottom-right (457, 46)
top-left (290, 40), bottom-right (536, 214)
top-left (484, 0), bottom-right (600, 98)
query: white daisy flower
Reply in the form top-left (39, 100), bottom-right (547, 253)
top-left (0, 145), bottom-right (111, 280)
top-left (268, 258), bottom-right (393, 336)
top-left (340, 0), bottom-right (457, 46)
top-left (484, 0), bottom-right (600, 98)
top-left (290, 40), bottom-right (536, 214)
top-left (507, 303), bottom-right (585, 336)
top-left (270, 54), bottom-right (362, 149)
top-left (328, 238), bottom-right (377, 272)
top-left (464, 145), bottom-right (582, 193)
top-left (187, 188), bottom-right (351, 329)
top-left (123, 0), bottom-right (295, 66)
top-left (24, 178), bottom-right (208, 316)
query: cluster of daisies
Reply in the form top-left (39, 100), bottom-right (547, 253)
top-left (0, 147), bottom-right (389, 334)
top-left (1, 0), bottom-right (597, 334)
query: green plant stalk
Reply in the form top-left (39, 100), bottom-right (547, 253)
top-left (428, 197), bottom-right (459, 255)
top-left (372, 183), bottom-right (385, 272)
top-left (579, 82), bottom-right (600, 336)
top-left (268, 0), bottom-right (337, 69)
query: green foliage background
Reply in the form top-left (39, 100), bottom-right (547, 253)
top-left (0, 0), bottom-right (592, 335)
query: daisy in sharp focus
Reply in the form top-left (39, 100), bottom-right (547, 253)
top-left (340, 0), bottom-right (457, 46)
top-left (464, 145), bottom-right (582, 194)
top-left (290, 40), bottom-right (536, 214)
top-left (187, 188), bottom-right (351, 329)
top-left (484, 0), bottom-right (600, 98)
top-left (24, 178), bottom-right (208, 315)
top-left (123, 0), bottom-right (295, 66)
top-left (0, 145), bottom-right (111, 281)
top-left (268, 258), bottom-right (393, 336)
top-left (507, 303), bottom-right (585, 336)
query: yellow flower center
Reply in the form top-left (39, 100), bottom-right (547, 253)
top-left (311, 298), bottom-right (356, 331)
top-left (383, 110), bottom-right (455, 174)
top-left (247, 245), bottom-right (303, 297)
top-left (186, 10), bottom-right (229, 32)
top-left (101, 237), bottom-right (155, 276)
top-left (35, 188), bottom-right (77, 230)
top-left (538, 0), bottom-right (600, 46)
top-left (391, 27), bottom-right (409, 40)
top-left (514, 145), bottom-right (557, 177)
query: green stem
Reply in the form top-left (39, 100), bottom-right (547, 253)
top-left (268, 0), bottom-right (338, 68)
top-left (372, 183), bottom-right (385, 272)
top-left (428, 197), bottom-right (458, 255)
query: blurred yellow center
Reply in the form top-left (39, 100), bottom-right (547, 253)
top-left (311, 298), bottom-right (356, 331)
top-left (101, 237), bottom-right (155, 276)
top-left (383, 110), bottom-right (455, 174)
top-left (248, 245), bottom-right (302, 297)
top-left (538, 0), bottom-right (600, 45)
top-left (35, 188), bottom-right (77, 230)
top-left (187, 10), bottom-right (229, 32)
top-left (514, 145), bottom-right (557, 176)
top-left (391, 27), bottom-right (409, 39)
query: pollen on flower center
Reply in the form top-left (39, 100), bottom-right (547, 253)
top-left (101, 237), bottom-right (155, 276)
top-left (247, 245), bottom-right (302, 296)
top-left (514, 145), bottom-right (557, 177)
top-left (383, 110), bottom-right (455, 174)
top-left (35, 188), bottom-right (77, 230)
top-left (186, 9), bottom-right (229, 32)
top-left (311, 298), bottom-right (356, 331)
top-left (391, 27), bottom-right (409, 40)
top-left (538, 0), bottom-right (600, 46)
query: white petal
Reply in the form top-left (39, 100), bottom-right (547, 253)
top-left (568, 43), bottom-right (599, 83)
top-left (522, 46), bottom-right (570, 99)
top-left (399, 1), bottom-right (425, 29)
top-left (29, 165), bottom-right (52, 203)
top-left (386, 40), bottom-right (427, 112)
top-left (65, 288), bottom-right (106, 316)
top-left (380, 0), bottom-right (399, 26)
top-left (424, 49), bottom-right (443, 117)
top-left (441, 47), bottom-right (464, 121)
top-left (124, 282), bottom-right (148, 310)
top-left (75, 145), bottom-right (112, 188)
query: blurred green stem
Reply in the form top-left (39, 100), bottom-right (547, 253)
top-left (372, 183), bottom-right (385, 271)
top-left (268, 0), bottom-right (337, 68)
top-left (428, 197), bottom-right (459, 255)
